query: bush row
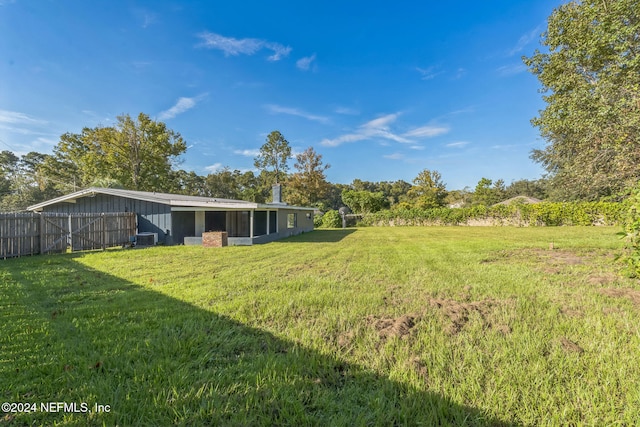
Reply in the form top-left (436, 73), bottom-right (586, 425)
top-left (358, 202), bottom-right (626, 227)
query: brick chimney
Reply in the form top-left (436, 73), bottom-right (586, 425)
top-left (272, 184), bottom-right (285, 204)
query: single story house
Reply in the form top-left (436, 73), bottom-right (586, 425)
top-left (27, 186), bottom-right (314, 246)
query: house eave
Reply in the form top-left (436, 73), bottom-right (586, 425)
top-left (27, 187), bottom-right (316, 212)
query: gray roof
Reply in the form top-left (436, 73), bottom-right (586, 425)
top-left (27, 187), bottom-right (313, 211)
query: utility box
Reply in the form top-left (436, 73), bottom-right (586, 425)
top-left (202, 231), bottom-right (228, 247)
top-left (136, 232), bottom-right (158, 246)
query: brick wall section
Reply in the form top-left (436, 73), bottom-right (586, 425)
top-left (202, 231), bottom-right (228, 247)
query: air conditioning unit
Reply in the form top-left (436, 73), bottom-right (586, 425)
top-left (136, 232), bottom-right (158, 246)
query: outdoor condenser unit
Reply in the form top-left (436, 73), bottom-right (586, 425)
top-left (136, 232), bottom-right (158, 246)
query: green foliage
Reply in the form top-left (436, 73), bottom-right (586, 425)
top-left (361, 201), bottom-right (625, 227)
top-left (44, 113), bottom-right (187, 192)
top-left (473, 177), bottom-right (507, 206)
top-left (320, 209), bottom-right (342, 228)
top-left (341, 189), bottom-right (387, 214)
top-left (406, 169), bottom-right (448, 209)
top-left (254, 130), bottom-right (291, 184)
top-left (524, 0), bottom-right (640, 200)
top-left (286, 146), bottom-right (330, 207)
top-left (168, 169), bottom-right (206, 196)
top-left (504, 178), bottom-right (548, 200)
top-left (350, 179), bottom-right (413, 208)
top-left (620, 183), bottom-right (640, 276)
top-left (0, 150), bottom-right (62, 211)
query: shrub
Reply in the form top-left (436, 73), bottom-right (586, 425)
top-left (620, 185), bottom-right (640, 277)
top-left (321, 210), bottom-right (342, 228)
top-left (360, 202), bottom-right (625, 227)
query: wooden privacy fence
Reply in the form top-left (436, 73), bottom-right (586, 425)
top-left (0, 212), bottom-right (136, 259)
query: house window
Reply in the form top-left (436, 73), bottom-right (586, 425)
top-left (287, 213), bottom-right (297, 229)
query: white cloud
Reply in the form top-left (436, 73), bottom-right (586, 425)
top-left (496, 64), bottom-right (527, 76)
top-left (321, 113), bottom-right (449, 147)
top-left (454, 68), bottom-right (467, 79)
top-left (321, 113), bottom-right (408, 147)
top-left (365, 113), bottom-right (400, 129)
top-left (197, 31), bottom-right (291, 61)
top-left (0, 110), bottom-right (47, 125)
top-left (204, 163), bottom-right (223, 173)
top-left (509, 26), bottom-right (542, 56)
top-left (334, 106), bottom-right (359, 115)
top-left (290, 148), bottom-right (305, 159)
top-left (265, 104), bottom-right (329, 123)
top-left (233, 149), bottom-right (260, 157)
top-left (446, 141), bottom-right (470, 148)
top-left (32, 136), bottom-right (57, 147)
top-left (158, 95), bottom-right (206, 120)
top-left (383, 153), bottom-right (404, 160)
top-left (320, 133), bottom-right (366, 147)
top-left (296, 53), bottom-right (316, 71)
top-left (403, 125), bottom-right (449, 138)
top-left (0, 124), bottom-right (51, 136)
top-left (416, 66), bottom-right (443, 80)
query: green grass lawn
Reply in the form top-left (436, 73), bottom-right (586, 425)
top-left (1, 226), bottom-right (639, 426)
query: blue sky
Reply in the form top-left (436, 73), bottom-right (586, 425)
top-left (0, 0), bottom-right (563, 190)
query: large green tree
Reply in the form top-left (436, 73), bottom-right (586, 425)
top-left (406, 169), bottom-right (448, 209)
top-left (341, 190), bottom-right (387, 214)
top-left (0, 151), bottom-right (61, 210)
top-left (524, 0), bottom-right (640, 200)
top-left (45, 113), bottom-right (187, 192)
top-left (286, 146), bottom-right (331, 207)
top-left (254, 130), bottom-right (291, 184)
top-left (0, 151), bottom-right (18, 198)
top-left (473, 177), bottom-right (506, 206)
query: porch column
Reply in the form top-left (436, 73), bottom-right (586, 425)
top-left (250, 210), bottom-right (254, 239)
top-left (195, 211), bottom-right (205, 237)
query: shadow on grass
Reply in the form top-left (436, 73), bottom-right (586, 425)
top-left (282, 229), bottom-right (357, 243)
top-left (1, 253), bottom-right (517, 426)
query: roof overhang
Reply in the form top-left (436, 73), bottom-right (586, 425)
top-left (27, 187), bottom-right (315, 212)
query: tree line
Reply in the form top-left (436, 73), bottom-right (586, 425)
top-left (0, 116), bottom-right (547, 213)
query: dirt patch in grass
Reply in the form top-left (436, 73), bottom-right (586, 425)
top-left (483, 248), bottom-right (626, 287)
top-left (603, 306), bottom-right (624, 315)
top-left (427, 297), bottom-right (507, 335)
top-left (599, 288), bottom-right (640, 308)
top-left (587, 273), bottom-right (618, 286)
top-left (559, 337), bottom-right (585, 354)
top-left (368, 314), bottom-right (420, 339)
top-left (369, 297), bottom-right (512, 338)
top-left (544, 250), bottom-right (584, 265)
top-left (560, 306), bottom-right (584, 318)
top-left (483, 248), bottom-right (587, 266)
top-left (494, 324), bottom-right (512, 335)
top-left (409, 356), bottom-right (429, 382)
top-left (337, 331), bottom-right (355, 347)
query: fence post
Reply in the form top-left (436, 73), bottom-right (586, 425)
top-left (102, 213), bottom-right (106, 250)
top-left (39, 213), bottom-right (44, 255)
top-left (68, 214), bottom-right (73, 252)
